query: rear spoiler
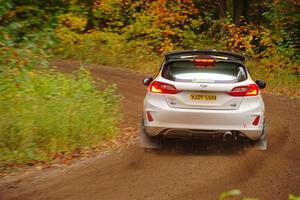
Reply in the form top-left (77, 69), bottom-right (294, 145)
top-left (165, 50), bottom-right (245, 62)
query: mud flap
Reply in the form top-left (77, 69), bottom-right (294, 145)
top-left (139, 119), bottom-right (162, 149)
top-left (244, 126), bottom-right (267, 151)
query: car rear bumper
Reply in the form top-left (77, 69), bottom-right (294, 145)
top-left (143, 93), bottom-right (265, 140)
top-left (144, 126), bottom-right (263, 140)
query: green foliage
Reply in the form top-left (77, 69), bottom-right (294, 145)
top-left (219, 189), bottom-right (242, 200)
top-left (219, 189), bottom-right (258, 200)
top-left (0, 68), bottom-right (119, 164)
top-left (219, 189), bottom-right (300, 200)
top-left (264, 0), bottom-right (300, 51)
top-left (247, 59), bottom-right (299, 97)
top-left (55, 30), bottom-right (161, 73)
top-left (289, 194), bottom-right (300, 200)
top-left (0, 34), bottom-right (119, 166)
top-left (0, 0), bottom-right (61, 43)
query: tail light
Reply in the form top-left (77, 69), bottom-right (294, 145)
top-left (226, 84), bottom-right (259, 96)
top-left (252, 115), bottom-right (260, 126)
top-left (149, 81), bottom-right (181, 94)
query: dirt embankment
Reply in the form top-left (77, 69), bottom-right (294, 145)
top-left (0, 60), bottom-right (299, 200)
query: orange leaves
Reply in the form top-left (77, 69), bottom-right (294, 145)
top-left (90, 0), bottom-right (203, 53)
top-left (12, 51), bottom-right (19, 59)
top-left (93, 0), bottom-right (102, 9)
top-left (163, 29), bottom-right (176, 37)
top-left (4, 11), bottom-right (16, 18)
top-left (222, 21), bottom-right (272, 57)
top-left (121, 0), bottom-right (200, 53)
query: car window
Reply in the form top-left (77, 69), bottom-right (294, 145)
top-left (161, 60), bottom-right (246, 83)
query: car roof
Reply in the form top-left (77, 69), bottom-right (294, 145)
top-left (165, 49), bottom-right (245, 63)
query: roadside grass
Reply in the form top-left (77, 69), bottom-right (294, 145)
top-left (0, 43), bottom-right (120, 170)
top-left (246, 59), bottom-right (300, 97)
top-left (55, 35), bottom-right (162, 74)
top-left (0, 69), bottom-right (120, 166)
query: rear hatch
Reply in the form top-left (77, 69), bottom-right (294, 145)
top-left (161, 59), bottom-right (247, 110)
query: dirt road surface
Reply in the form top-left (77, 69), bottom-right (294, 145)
top-left (0, 60), bottom-right (299, 200)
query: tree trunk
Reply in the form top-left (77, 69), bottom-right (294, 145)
top-left (233, 0), bottom-right (248, 26)
top-left (217, 0), bottom-right (227, 40)
top-left (218, 0), bottom-right (227, 19)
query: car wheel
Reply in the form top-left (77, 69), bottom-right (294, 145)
top-left (245, 124), bottom-right (267, 151)
top-left (258, 124), bottom-right (267, 150)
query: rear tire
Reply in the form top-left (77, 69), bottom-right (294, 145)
top-left (245, 124), bottom-right (267, 151)
top-left (257, 125), bottom-right (267, 150)
top-left (139, 119), bottom-right (162, 149)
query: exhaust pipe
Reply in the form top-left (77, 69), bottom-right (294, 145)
top-left (223, 131), bottom-right (236, 141)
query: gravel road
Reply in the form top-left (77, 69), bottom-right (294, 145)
top-left (0, 60), bottom-right (299, 200)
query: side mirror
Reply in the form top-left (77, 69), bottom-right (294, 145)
top-left (143, 77), bottom-right (153, 86)
top-left (255, 80), bottom-right (266, 89)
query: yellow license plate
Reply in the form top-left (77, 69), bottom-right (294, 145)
top-left (190, 94), bottom-right (217, 101)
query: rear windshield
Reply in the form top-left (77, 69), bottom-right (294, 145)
top-left (161, 60), bottom-right (246, 83)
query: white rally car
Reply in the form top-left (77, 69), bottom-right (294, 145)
top-left (140, 50), bottom-right (267, 149)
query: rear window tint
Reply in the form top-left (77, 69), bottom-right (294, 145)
top-left (161, 60), bottom-right (246, 83)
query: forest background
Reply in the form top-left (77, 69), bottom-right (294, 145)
top-left (0, 0), bottom-right (299, 167)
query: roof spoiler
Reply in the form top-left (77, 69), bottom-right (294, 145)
top-left (165, 50), bottom-right (245, 62)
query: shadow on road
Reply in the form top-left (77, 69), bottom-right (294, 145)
top-left (147, 139), bottom-right (251, 156)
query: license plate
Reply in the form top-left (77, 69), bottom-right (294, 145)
top-left (190, 94), bottom-right (217, 101)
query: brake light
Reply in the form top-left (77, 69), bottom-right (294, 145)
top-left (149, 81), bottom-right (181, 94)
top-left (227, 84), bottom-right (259, 96)
top-left (252, 115), bottom-right (260, 126)
top-left (194, 58), bottom-right (215, 63)
top-left (193, 59), bottom-right (215, 68)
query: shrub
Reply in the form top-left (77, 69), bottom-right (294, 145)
top-left (0, 39), bottom-right (120, 165)
top-left (55, 29), bottom-right (162, 73)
